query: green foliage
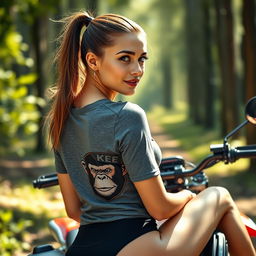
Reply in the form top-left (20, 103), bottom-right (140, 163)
top-left (0, 210), bottom-right (32, 256)
top-left (0, 0), bottom-right (47, 155)
top-left (0, 69), bottom-right (44, 154)
top-left (16, 0), bottom-right (60, 23)
top-left (107, 0), bottom-right (130, 8)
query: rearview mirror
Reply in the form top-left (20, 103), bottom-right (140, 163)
top-left (224, 96), bottom-right (256, 143)
top-left (245, 96), bottom-right (256, 125)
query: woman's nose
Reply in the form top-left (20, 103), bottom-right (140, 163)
top-left (130, 62), bottom-right (143, 76)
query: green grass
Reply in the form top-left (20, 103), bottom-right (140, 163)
top-left (0, 180), bottom-right (66, 254)
top-left (0, 153), bottom-right (65, 254)
top-left (0, 183), bottom-right (65, 218)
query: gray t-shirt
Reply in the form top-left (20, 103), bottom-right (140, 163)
top-left (54, 99), bottom-right (162, 225)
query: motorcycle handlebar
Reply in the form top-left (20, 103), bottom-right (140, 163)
top-left (231, 145), bottom-right (256, 161)
top-left (160, 154), bottom-right (222, 179)
top-left (33, 144), bottom-right (256, 188)
top-left (33, 174), bottom-right (59, 188)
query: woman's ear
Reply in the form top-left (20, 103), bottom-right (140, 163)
top-left (86, 52), bottom-right (100, 71)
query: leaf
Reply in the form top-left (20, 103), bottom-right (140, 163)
top-left (12, 86), bottom-right (27, 98)
top-left (0, 210), bottom-right (12, 223)
top-left (25, 95), bottom-right (46, 107)
top-left (17, 73), bottom-right (37, 85)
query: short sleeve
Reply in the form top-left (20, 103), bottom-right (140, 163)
top-left (54, 150), bottom-right (67, 174)
top-left (115, 103), bottom-right (160, 182)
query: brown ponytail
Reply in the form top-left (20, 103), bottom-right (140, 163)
top-left (47, 11), bottom-right (144, 149)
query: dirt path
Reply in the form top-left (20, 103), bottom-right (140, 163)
top-left (149, 120), bottom-right (191, 160)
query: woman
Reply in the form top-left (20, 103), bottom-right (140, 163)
top-left (47, 11), bottom-right (255, 256)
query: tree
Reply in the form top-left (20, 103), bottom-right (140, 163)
top-left (67, 0), bottom-right (99, 13)
top-left (18, 0), bottom-right (61, 152)
top-left (184, 0), bottom-right (215, 127)
top-left (153, 0), bottom-right (183, 109)
top-left (157, 1), bottom-right (174, 109)
top-left (0, 0), bottom-right (39, 155)
top-left (202, 0), bottom-right (215, 128)
top-left (214, 0), bottom-right (239, 136)
top-left (241, 0), bottom-right (256, 170)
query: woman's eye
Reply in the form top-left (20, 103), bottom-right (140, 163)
top-left (119, 56), bottom-right (130, 62)
top-left (139, 56), bottom-right (148, 63)
top-left (119, 55), bottom-right (148, 63)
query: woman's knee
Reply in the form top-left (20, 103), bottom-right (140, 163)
top-left (204, 186), bottom-right (234, 209)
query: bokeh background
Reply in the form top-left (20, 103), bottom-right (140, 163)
top-left (1, 0), bottom-right (256, 255)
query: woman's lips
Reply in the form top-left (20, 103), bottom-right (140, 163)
top-left (124, 79), bottom-right (139, 87)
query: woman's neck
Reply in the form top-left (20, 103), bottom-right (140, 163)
top-left (73, 85), bottom-right (106, 108)
top-left (74, 71), bottom-right (120, 108)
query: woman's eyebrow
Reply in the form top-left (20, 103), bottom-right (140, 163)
top-left (115, 50), bottom-right (147, 55)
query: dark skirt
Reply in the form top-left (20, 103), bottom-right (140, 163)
top-left (66, 218), bottom-right (157, 256)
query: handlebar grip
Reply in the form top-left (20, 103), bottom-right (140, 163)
top-left (231, 145), bottom-right (256, 162)
top-left (33, 174), bottom-right (59, 189)
top-left (236, 145), bottom-right (256, 151)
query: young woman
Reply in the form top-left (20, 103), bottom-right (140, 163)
top-left (47, 11), bottom-right (255, 256)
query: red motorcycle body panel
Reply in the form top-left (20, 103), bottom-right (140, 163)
top-left (53, 217), bottom-right (80, 239)
top-left (240, 213), bottom-right (256, 237)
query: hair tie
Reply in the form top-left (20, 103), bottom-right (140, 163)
top-left (85, 16), bottom-right (94, 26)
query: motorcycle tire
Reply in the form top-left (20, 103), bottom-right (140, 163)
top-left (200, 231), bottom-right (228, 256)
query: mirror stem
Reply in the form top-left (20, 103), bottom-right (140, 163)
top-left (224, 120), bottom-right (249, 144)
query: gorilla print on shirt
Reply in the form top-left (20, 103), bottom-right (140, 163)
top-left (81, 152), bottom-right (128, 200)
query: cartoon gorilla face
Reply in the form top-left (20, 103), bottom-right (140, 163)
top-left (88, 163), bottom-right (117, 196)
top-left (81, 153), bottom-right (127, 200)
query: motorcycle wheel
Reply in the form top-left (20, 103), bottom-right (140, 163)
top-left (200, 231), bottom-right (228, 256)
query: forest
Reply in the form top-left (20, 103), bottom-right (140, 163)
top-left (1, 0), bottom-right (256, 155)
top-left (0, 0), bottom-right (256, 255)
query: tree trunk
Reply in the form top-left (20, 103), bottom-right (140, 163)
top-left (242, 0), bottom-right (256, 171)
top-left (162, 54), bottom-right (172, 109)
top-left (67, 0), bottom-right (98, 14)
top-left (184, 0), bottom-right (211, 126)
top-left (203, 0), bottom-right (215, 128)
top-left (157, 1), bottom-right (175, 109)
top-left (214, 0), bottom-right (239, 136)
top-left (87, 0), bottom-right (98, 13)
top-left (32, 15), bottom-right (49, 152)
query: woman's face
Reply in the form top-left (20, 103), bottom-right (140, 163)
top-left (96, 32), bottom-right (148, 96)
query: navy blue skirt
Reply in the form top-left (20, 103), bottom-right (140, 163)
top-left (66, 218), bottom-right (157, 256)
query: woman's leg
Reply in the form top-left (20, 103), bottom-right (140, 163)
top-left (217, 199), bottom-right (255, 255)
top-left (117, 187), bottom-right (255, 256)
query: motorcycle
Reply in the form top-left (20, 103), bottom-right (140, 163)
top-left (28, 96), bottom-right (256, 256)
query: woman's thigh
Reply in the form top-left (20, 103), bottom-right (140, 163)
top-left (117, 230), bottom-right (164, 256)
top-left (118, 187), bottom-right (230, 256)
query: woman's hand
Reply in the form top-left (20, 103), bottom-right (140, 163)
top-left (181, 189), bottom-right (197, 201)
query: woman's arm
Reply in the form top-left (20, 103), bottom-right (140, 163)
top-left (58, 173), bottom-right (82, 222)
top-left (134, 175), bottom-right (195, 220)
